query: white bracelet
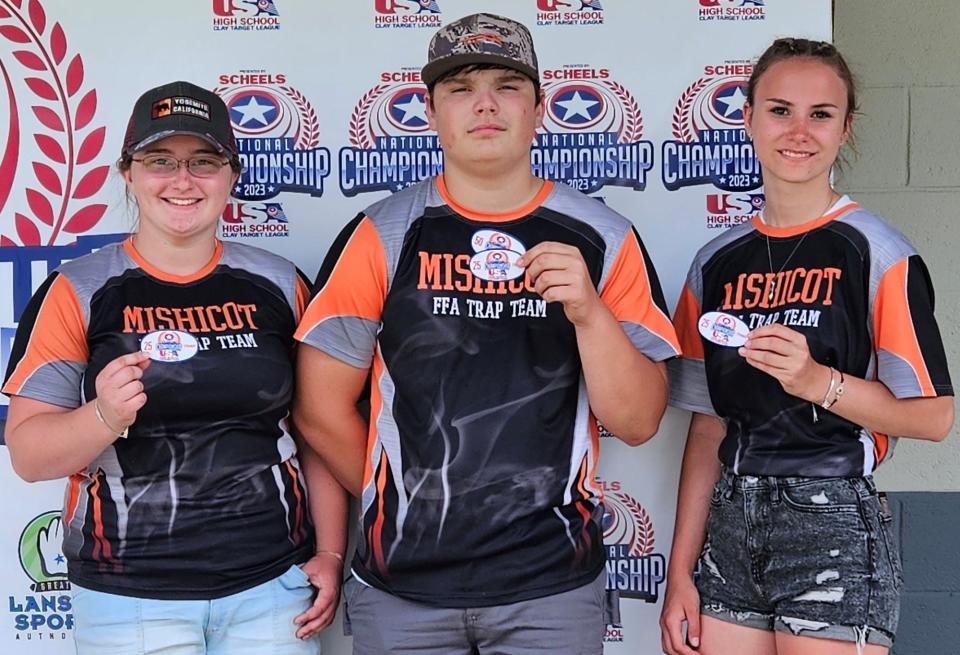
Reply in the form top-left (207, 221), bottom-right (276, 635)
top-left (315, 550), bottom-right (344, 563)
top-left (824, 370), bottom-right (845, 409)
top-left (819, 367), bottom-right (837, 408)
top-left (94, 400), bottom-right (128, 439)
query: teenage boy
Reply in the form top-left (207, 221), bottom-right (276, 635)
top-left (294, 13), bottom-right (680, 654)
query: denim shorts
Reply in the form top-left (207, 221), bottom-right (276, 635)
top-left (696, 468), bottom-right (902, 648)
top-left (71, 565), bottom-right (319, 655)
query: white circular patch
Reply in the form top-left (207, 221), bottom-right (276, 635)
top-left (470, 229), bottom-right (526, 255)
top-left (469, 249), bottom-right (525, 282)
top-left (698, 311), bottom-right (749, 348)
top-left (140, 330), bottom-right (199, 363)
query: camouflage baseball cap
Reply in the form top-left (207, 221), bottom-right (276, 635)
top-left (421, 13), bottom-right (539, 87)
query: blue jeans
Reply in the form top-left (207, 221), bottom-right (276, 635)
top-left (71, 564), bottom-right (320, 655)
top-left (697, 469), bottom-right (901, 648)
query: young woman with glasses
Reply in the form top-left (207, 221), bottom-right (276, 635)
top-left (2, 81), bottom-right (346, 655)
top-left (660, 39), bottom-right (953, 655)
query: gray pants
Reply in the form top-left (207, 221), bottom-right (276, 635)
top-left (343, 572), bottom-right (606, 655)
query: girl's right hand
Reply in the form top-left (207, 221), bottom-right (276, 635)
top-left (93, 351), bottom-right (151, 435)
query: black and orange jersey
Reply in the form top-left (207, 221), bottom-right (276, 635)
top-left (2, 238), bottom-right (314, 599)
top-left (670, 199), bottom-right (953, 477)
top-left (296, 176), bottom-right (680, 607)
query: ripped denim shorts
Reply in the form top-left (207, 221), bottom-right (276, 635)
top-left (696, 468), bottom-right (901, 648)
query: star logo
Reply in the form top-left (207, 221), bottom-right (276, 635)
top-left (229, 94), bottom-right (279, 128)
top-left (551, 87), bottom-right (603, 126)
top-left (389, 91), bottom-right (428, 127)
top-left (712, 85), bottom-right (747, 121)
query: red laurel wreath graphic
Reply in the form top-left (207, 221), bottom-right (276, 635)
top-left (0, 56), bottom-right (20, 223)
top-left (603, 80), bottom-right (643, 143)
top-left (671, 77), bottom-right (709, 143)
top-left (279, 85), bottom-right (320, 150)
top-left (0, 0), bottom-right (108, 247)
top-left (616, 492), bottom-right (656, 557)
top-left (349, 83), bottom-right (389, 149)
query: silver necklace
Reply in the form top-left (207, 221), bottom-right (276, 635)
top-left (763, 194), bottom-right (837, 303)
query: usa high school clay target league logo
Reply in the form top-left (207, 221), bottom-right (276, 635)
top-left (372, 0), bottom-right (442, 29)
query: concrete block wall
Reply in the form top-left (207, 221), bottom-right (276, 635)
top-left (833, 1), bottom-right (960, 492)
top-left (834, 3), bottom-right (960, 653)
top-left (888, 493), bottom-right (960, 655)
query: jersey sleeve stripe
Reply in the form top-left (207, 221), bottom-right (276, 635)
top-left (364, 355), bottom-right (388, 493)
top-left (874, 258), bottom-right (936, 397)
top-left (2, 273), bottom-right (88, 404)
top-left (64, 473), bottom-right (84, 525)
top-left (873, 431), bottom-right (890, 464)
top-left (668, 284), bottom-right (716, 414)
top-left (673, 284), bottom-right (704, 361)
top-left (370, 449), bottom-right (390, 576)
top-left (89, 472), bottom-right (115, 564)
top-left (295, 217), bottom-right (387, 367)
top-left (299, 217), bottom-right (387, 327)
top-left (599, 229), bottom-right (680, 360)
top-left (283, 459), bottom-right (308, 543)
top-left (293, 271), bottom-right (310, 323)
top-left (667, 358), bottom-right (718, 416)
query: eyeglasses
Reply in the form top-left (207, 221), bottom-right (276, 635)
top-left (131, 154), bottom-right (231, 178)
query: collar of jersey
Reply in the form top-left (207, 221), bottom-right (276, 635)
top-left (751, 198), bottom-right (859, 238)
top-left (436, 175), bottom-right (554, 222)
top-left (123, 237), bottom-right (224, 283)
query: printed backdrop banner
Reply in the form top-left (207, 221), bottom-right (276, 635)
top-left (0, 1), bottom-right (830, 652)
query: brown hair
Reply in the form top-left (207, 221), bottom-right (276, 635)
top-left (426, 63), bottom-right (542, 109)
top-left (747, 37), bottom-right (858, 153)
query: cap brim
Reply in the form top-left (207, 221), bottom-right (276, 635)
top-left (422, 53), bottom-right (538, 88)
top-left (126, 130), bottom-right (229, 157)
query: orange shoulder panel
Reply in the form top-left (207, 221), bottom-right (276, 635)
top-left (599, 231), bottom-right (680, 353)
top-left (874, 258), bottom-right (935, 396)
top-left (296, 217), bottom-right (388, 338)
top-left (4, 274), bottom-right (88, 395)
